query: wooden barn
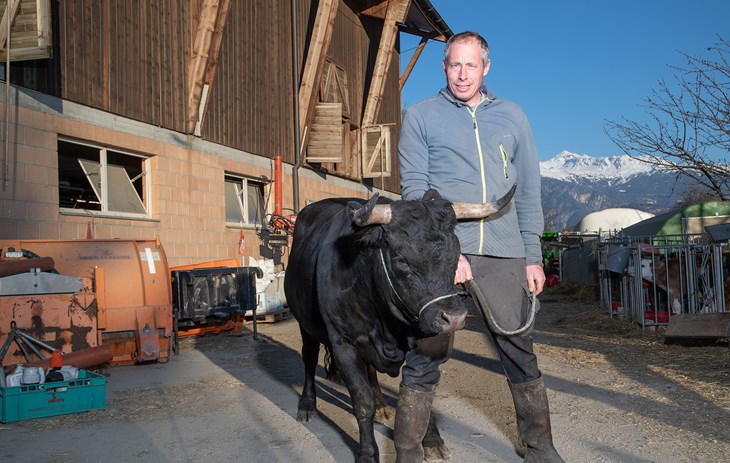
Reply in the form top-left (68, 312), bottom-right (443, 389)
top-left (0, 0), bottom-right (452, 267)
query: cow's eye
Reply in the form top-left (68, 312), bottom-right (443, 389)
top-left (393, 256), bottom-right (409, 271)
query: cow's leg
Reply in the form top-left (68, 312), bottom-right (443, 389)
top-left (368, 365), bottom-right (392, 423)
top-left (422, 413), bottom-right (450, 462)
top-left (297, 328), bottom-right (320, 422)
top-left (332, 345), bottom-right (379, 463)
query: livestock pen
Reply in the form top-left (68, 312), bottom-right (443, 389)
top-left (597, 234), bottom-right (730, 334)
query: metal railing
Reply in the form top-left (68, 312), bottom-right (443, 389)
top-left (597, 234), bottom-right (728, 333)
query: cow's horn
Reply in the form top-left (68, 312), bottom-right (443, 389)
top-left (451, 184), bottom-right (516, 220)
top-left (353, 204), bottom-right (392, 226)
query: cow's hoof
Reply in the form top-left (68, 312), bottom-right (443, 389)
top-left (374, 404), bottom-right (393, 423)
top-left (296, 408), bottom-right (319, 422)
top-left (424, 444), bottom-right (451, 462)
top-left (355, 453), bottom-right (378, 463)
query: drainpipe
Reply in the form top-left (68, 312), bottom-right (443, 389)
top-left (274, 155), bottom-right (283, 217)
top-left (291, 0), bottom-right (301, 213)
top-left (2, 1), bottom-right (10, 191)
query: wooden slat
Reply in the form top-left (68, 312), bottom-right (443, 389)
top-left (665, 313), bottom-right (730, 339)
top-left (307, 102), bottom-right (343, 163)
top-left (298, 0), bottom-right (339, 140)
top-left (0, 0), bottom-right (51, 62)
top-left (0, 0), bottom-right (22, 49)
top-left (361, 124), bottom-right (391, 178)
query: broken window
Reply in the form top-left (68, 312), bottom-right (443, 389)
top-left (58, 139), bottom-right (148, 216)
top-left (225, 174), bottom-right (266, 227)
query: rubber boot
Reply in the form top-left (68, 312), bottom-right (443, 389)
top-left (394, 386), bottom-right (435, 463)
top-left (509, 376), bottom-right (566, 463)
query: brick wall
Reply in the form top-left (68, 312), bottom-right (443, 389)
top-left (0, 91), bottom-right (380, 268)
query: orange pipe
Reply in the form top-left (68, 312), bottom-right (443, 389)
top-left (0, 257), bottom-right (55, 278)
top-left (24, 344), bottom-right (114, 370)
top-left (274, 155), bottom-right (283, 216)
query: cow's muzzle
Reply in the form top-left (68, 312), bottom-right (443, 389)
top-left (421, 292), bottom-right (468, 333)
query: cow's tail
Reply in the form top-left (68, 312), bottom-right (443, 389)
top-left (323, 345), bottom-right (341, 383)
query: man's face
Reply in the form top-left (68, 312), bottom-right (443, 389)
top-left (443, 38), bottom-right (490, 107)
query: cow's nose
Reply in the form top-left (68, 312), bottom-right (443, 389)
top-left (440, 310), bottom-right (467, 332)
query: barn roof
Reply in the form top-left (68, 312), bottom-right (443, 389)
top-left (619, 201), bottom-right (730, 238)
top-left (401, 0), bottom-right (453, 41)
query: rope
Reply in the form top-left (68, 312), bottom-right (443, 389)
top-left (378, 249), bottom-right (464, 322)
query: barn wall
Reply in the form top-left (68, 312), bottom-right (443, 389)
top-left (0, 86), bottom-right (386, 267)
top-left (55, 0), bottom-right (190, 132)
top-left (0, 0), bottom-right (421, 266)
top-left (201, 0), bottom-right (299, 162)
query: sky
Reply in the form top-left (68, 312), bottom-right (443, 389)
top-left (399, 0), bottom-right (730, 161)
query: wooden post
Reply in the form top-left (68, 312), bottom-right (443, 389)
top-left (186, 0), bottom-right (231, 134)
top-left (361, 0), bottom-right (410, 128)
top-left (399, 36), bottom-right (428, 90)
top-left (298, 0), bottom-right (339, 140)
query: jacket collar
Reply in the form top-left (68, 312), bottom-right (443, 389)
top-left (440, 84), bottom-right (496, 108)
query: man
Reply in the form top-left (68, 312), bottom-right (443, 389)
top-left (395, 31), bottom-right (565, 463)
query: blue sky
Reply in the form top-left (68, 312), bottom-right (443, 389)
top-left (400, 0), bottom-right (730, 161)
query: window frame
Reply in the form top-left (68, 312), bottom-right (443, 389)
top-left (57, 137), bottom-right (151, 219)
top-left (224, 173), bottom-right (268, 229)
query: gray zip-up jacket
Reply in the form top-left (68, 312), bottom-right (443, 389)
top-left (398, 85), bottom-right (544, 266)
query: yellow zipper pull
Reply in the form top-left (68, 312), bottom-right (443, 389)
top-left (499, 144), bottom-right (509, 178)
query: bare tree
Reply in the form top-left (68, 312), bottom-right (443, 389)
top-left (605, 36), bottom-right (730, 200)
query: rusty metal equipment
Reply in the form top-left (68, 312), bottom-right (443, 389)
top-left (0, 239), bottom-right (173, 366)
top-left (171, 262), bottom-right (261, 351)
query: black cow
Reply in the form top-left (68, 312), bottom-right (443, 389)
top-left (284, 186), bottom-right (515, 462)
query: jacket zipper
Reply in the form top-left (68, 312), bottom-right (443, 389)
top-left (468, 105), bottom-right (487, 254)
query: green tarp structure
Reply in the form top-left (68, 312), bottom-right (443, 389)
top-left (619, 201), bottom-right (730, 240)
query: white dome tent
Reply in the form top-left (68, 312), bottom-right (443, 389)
top-left (574, 208), bottom-right (655, 235)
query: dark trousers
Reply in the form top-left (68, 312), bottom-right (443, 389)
top-left (401, 255), bottom-right (541, 392)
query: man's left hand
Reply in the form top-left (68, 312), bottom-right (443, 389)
top-left (526, 264), bottom-right (546, 296)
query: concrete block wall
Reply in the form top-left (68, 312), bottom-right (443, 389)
top-left (0, 90), bottom-right (383, 268)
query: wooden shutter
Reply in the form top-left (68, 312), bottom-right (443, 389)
top-left (361, 125), bottom-right (392, 178)
top-left (306, 102), bottom-right (344, 163)
top-left (320, 60), bottom-right (349, 119)
top-left (0, 0), bottom-right (52, 62)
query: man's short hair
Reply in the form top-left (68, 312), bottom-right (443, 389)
top-left (444, 31), bottom-right (490, 66)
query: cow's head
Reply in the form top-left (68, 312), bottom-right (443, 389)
top-left (347, 185), bottom-right (515, 338)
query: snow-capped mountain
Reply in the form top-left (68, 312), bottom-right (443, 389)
top-left (540, 150), bottom-right (691, 231)
top-left (540, 151), bottom-right (656, 183)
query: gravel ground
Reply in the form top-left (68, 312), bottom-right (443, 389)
top-left (1, 283), bottom-right (728, 462)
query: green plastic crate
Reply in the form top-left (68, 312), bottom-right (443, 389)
top-left (0, 369), bottom-right (106, 423)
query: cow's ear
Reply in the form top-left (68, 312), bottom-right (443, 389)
top-left (422, 189), bottom-right (442, 201)
top-left (347, 194), bottom-right (380, 225)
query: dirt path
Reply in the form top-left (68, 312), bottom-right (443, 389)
top-left (1, 284), bottom-right (728, 462)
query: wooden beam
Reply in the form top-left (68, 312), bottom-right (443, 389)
top-left (186, 0), bottom-right (231, 134)
top-left (0, 0), bottom-right (21, 50)
top-left (358, 0), bottom-right (389, 19)
top-left (399, 35), bottom-right (427, 90)
top-left (298, 0), bottom-right (339, 139)
top-left (361, 0), bottom-right (410, 128)
top-left (665, 313), bottom-right (730, 340)
top-left (200, 0), bottom-right (231, 127)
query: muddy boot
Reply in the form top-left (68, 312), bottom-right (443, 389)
top-left (394, 386), bottom-right (435, 463)
top-left (509, 376), bottom-right (566, 463)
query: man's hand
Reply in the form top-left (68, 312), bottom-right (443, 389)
top-left (454, 254), bottom-right (473, 284)
top-left (526, 264), bottom-right (546, 295)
